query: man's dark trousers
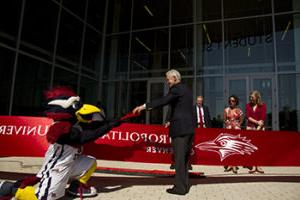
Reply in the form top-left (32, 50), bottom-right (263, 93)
top-left (171, 134), bottom-right (194, 193)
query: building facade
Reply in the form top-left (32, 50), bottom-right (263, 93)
top-left (0, 0), bottom-right (299, 131)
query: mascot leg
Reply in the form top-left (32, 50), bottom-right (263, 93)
top-left (15, 186), bottom-right (37, 200)
top-left (67, 156), bottom-right (97, 198)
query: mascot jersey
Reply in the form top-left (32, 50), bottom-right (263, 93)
top-left (18, 86), bottom-right (120, 200)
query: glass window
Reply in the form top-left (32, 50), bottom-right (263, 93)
top-left (128, 81), bottom-right (147, 123)
top-left (20, 0), bottom-right (58, 61)
top-left (132, 0), bottom-right (169, 30)
top-left (82, 27), bottom-right (103, 72)
top-left (196, 76), bottom-right (224, 128)
top-left (196, 22), bottom-right (222, 75)
top-left (87, 0), bottom-right (106, 31)
top-left (224, 17), bottom-right (274, 74)
top-left (12, 55), bottom-right (51, 116)
top-left (102, 81), bottom-right (129, 119)
top-left (80, 76), bottom-right (98, 104)
top-left (0, 47), bottom-right (15, 115)
top-left (274, 0), bottom-right (300, 13)
top-left (0, 0), bottom-right (22, 47)
top-left (278, 74), bottom-right (298, 131)
top-left (53, 66), bottom-right (78, 89)
top-left (56, 11), bottom-right (83, 69)
top-left (224, 0), bottom-right (271, 18)
top-left (181, 77), bottom-right (194, 93)
top-left (275, 14), bottom-right (300, 72)
top-left (62, 0), bottom-right (86, 18)
top-left (172, 0), bottom-right (192, 24)
top-left (130, 29), bottom-right (169, 78)
top-left (104, 34), bottom-right (130, 80)
top-left (171, 25), bottom-right (193, 76)
top-left (195, 0), bottom-right (221, 21)
top-left (107, 0), bottom-right (131, 33)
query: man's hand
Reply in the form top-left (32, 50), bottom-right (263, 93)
top-left (132, 104), bottom-right (145, 114)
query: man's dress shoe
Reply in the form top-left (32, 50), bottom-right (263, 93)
top-left (166, 187), bottom-right (186, 195)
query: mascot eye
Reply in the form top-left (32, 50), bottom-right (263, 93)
top-left (72, 101), bottom-right (82, 110)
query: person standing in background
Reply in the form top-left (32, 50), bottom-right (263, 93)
top-left (246, 90), bottom-right (266, 174)
top-left (193, 95), bottom-right (211, 128)
top-left (223, 95), bottom-right (244, 174)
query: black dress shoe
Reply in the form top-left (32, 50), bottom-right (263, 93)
top-left (170, 163), bottom-right (175, 169)
top-left (166, 188), bottom-right (186, 195)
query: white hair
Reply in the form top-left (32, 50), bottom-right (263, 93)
top-left (166, 69), bottom-right (181, 82)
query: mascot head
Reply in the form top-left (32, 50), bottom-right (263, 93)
top-left (44, 86), bottom-right (106, 123)
top-left (44, 86), bottom-right (81, 121)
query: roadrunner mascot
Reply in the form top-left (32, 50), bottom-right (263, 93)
top-left (0, 86), bottom-right (122, 200)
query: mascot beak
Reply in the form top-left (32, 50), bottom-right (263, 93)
top-left (76, 104), bottom-right (106, 123)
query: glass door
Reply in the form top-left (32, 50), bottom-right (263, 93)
top-left (146, 80), bottom-right (168, 124)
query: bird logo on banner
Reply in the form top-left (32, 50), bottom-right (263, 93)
top-left (195, 133), bottom-right (258, 161)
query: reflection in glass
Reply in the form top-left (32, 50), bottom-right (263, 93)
top-left (62, 0), bottom-right (86, 18)
top-left (131, 29), bottom-right (168, 78)
top-left (12, 55), bottom-right (51, 116)
top-left (196, 22), bottom-right (222, 75)
top-left (104, 34), bottom-right (129, 80)
top-left (133, 0), bottom-right (169, 29)
top-left (102, 81), bottom-right (129, 119)
top-left (53, 66), bottom-right (78, 90)
top-left (278, 74), bottom-right (298, 131)
top-left (21, 0), bottom-right (58, 60)
top-left (56, 11), bottom-right (83, 69)
top-left (87, 0), bottom-right (106, 31)
top-left (107, 0), bottom-right (131, 33)
top-left (195, 0), bottom-right (221, 21)
top-left (0, 48), bottom-right (14, 115)
top-left (224, 0), bottom-right (271, 18)
top-left (82, 27), bottom-right (102, 72)
top-left (274, 0), bottom-right (300, 13)
top-left (224, 17), bottom-right (274, 73)
top-left (128, 81), bottom-right (147, 123)
top-left (80, 76), bottom-right (98, 104)
top-left (172, 0), bottom-right (192, 24)
top-left (149, 82), bottom-right (165, 124)
top-left (0, 0), bottom-right (22, 47)
top-left (275, 14), bottom-right (300, 72)
top-left (171, 25), bottom-right (193, 76)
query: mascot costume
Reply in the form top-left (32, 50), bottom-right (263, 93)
top-left (0, 86), bottom-right (123, 200)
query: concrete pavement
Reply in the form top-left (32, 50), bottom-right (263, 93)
top-left (1, 157), bottom-right (300, 200)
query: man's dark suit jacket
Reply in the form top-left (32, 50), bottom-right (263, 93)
top-left (146, 83), bottom-right (194, 138)
top-left (193, 104), bottom-right (212, 128)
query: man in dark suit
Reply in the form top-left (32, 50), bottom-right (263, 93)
top-left (193, 95), bottom-right (211, 128)
top-left (133, 69), bottom-right (194, 195)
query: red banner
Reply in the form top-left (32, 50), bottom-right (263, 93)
top-left (1, 116), bottom-right (300, 166)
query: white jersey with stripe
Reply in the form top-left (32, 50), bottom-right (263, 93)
top-left (35, 143), bottom-right (81, 200)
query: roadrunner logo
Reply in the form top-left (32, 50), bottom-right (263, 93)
top-left (195, 133), bottom-right (258, 161)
